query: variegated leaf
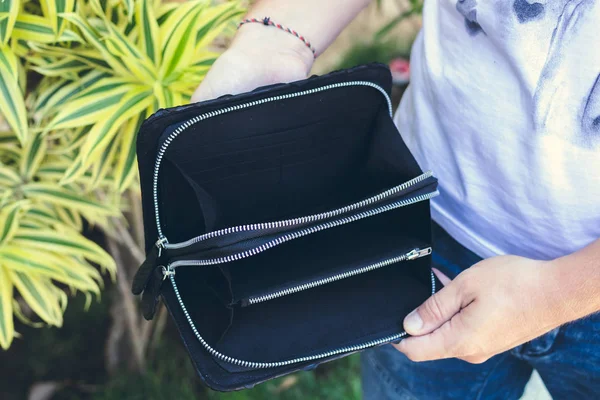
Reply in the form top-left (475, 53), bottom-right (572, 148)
top-left (12, 13), bottom-right (82, 43)
top-left (0, 200), bottom-right (29, 246)
top-left (0, 266), bottom-right (14, 349)
top-left (0, 48), bottom-right (27, 144)
top-left (136, 0), bottom-right (160, 64)
top-left (0, 0), bottom-right (19, 45)
top-left (20, 132), bottom-right (47, 180)
top-left (21, 183), bottom-right (119, 216)
top-left (9, 270), bottom-right (62, 326)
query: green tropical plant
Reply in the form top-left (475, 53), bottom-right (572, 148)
top-left (374, 0), bottom-right (423, 41)
top-left (0, 0), bottom-right (243, 350)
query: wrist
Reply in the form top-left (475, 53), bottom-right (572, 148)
top-left (545, 255), bottom-right (593, 325)
top-left (231, 23), bottom-right (315, 74)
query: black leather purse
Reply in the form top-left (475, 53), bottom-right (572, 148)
top-left (133, 64), bottom-right (440, 391)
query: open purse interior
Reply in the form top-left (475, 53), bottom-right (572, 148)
top-left (135, 64), bottom-right (440, 391)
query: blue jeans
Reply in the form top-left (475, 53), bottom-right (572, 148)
top-left (362, 223), bottom-right (600, 400)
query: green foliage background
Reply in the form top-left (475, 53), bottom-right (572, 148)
top-left (0, 0), bottom-right (243, 350)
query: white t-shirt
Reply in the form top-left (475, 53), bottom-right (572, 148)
top-left (395, 0), bottom-right (600, 260)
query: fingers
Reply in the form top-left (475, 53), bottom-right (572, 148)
top-left (432, 267), bottom-right (451, 286)
top-left (393, 316), bottom-right (464, 361)
top-left (402, 276), bottom-right (465, 336)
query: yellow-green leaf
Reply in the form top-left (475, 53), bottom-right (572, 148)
top-left (46, 80), bottom-right (134, 131)
top-left (12, 13), bottom-right (82, 43)
top-left (114, 108), bottom-right (145, 191)
top-left (121, 0), bottom-right (134, 22)
top-left (21, 183), bottom-right (119, 216)
top-left (0, 266), bottom-right (14, 349)
top-left (136, 0), bottom-right (160, 64)
top-left (0, 45), bottom-right (18, 78)
top-left (2, 246), bottom-right (68, 277)
top-left (55, 206), bottom-right (83, 231)
top-left (61, 12), bottom-right (130, 77)
top-left (30, 56), bottom-right (89, 77)
top-left (102, 19), bottom-right (155, 81)
top-left (9, 270), bottom-right (62, 326)
top-left (12, 298), bottom-right (44, 328)
top-left (1, 245), bottom-right (105, 293)
top-left (27, 42), bottom-right (112, 73)
top-left (0, 163), bottom-right (20, 187)
top-left (73, 87), bottom-right (152, 173)
top-left (35, 71), bottom-right (110, 116)
top-left (90, 134), bottom-right (118, 189)
top-left (12, 228), bottom-right (115, 270)
top-left (194, 2), bottom-right (242, 50)
top-left (0, 200), bottom-right (28, 246)
top-left (0, 54), bottom-right (27, 144)
top-left (159, 1), bottom-right (205, 79)
top-left (20, 132), bottom-right (47, 180)
top-left (0, 0), bottom-right (19, 45)
top-left (41, 0), bottom-right (75, 36)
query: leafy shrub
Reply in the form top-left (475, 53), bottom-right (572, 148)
top-left (0, 0), bottom-right (243, 350)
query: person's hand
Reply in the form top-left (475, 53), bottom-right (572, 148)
top-left (191, 25), bottom-right (314, 103)
top-left (394, 255), bottom-right (570, 363)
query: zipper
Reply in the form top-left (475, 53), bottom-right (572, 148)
top-left (165, 171), bottom-right (434, 250)
top-left (152, 81), bottom-right (394, 244)
top-left (166, 190), bottom-right (438, 269)
top-left (246, 247), bottom-right (432, 306)
top-left (167, 267), bottom-right (437, 369)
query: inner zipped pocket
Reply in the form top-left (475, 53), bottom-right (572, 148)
top-left (157, 187), bottom-right (437, 371)
top-left (134, 172), bottom-right (438, 321)
top-left (240, 247), bottom-right (432, 306)
top-left (163, 171), bottom-right (436, 255)
top-left (167, 248), bottom-right (436, 372)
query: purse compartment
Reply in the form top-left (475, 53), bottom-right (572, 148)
top-left (171, 252), bottom-right (433, 373)
top-left (166, 196), bottom-right (434, 372)
top-left (159, 86), bottom-right (423, 245)
top-left (220, 194), bottom-right (434, 307)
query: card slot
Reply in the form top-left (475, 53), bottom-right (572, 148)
top-left (180, 130), bottom-right (357, 180)
top-left (180, 119), bottom-right (359, 165)
top-left (198, 144), bottom-right (355, 185)
top-left (169, 104), bottom-right (374, 159)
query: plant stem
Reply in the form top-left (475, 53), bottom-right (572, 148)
top-left (106, 237), bottom-right (145, 372)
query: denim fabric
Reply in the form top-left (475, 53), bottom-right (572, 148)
top-left (362, 223), bottom-right (600, 400)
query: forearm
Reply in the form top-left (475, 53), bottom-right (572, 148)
top-left (232, 0), bottom-right (371, 70)
top-left (548, 238), bottom-right (600, 323)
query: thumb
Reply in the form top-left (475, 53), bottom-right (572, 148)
top-left (403, 269), bottom-right (463, 336)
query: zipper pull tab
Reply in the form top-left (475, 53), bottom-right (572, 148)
top-left (141, 265), bottom-right (168, 320)
top-left (406, 247), bottom-right (432, 261)
top-left (131, 238), bottom-right (167, 295)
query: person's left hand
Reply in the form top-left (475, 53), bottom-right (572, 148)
top-left (394, 255), bottom-right (568, 363)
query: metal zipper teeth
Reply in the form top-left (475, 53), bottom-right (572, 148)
top-left (247, 247), bottom-right (432, 305)
top-left (169, 269), bottom-right (436, 369)
top-left (165, 171), bottom-right (433, 250)
top-left (153, 81), bottom-right (394, 242)
top-left (168, 191), bottom-right (439, 269)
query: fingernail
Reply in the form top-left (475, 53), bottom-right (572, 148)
top-left (404, 309), bottom-right (423, 333)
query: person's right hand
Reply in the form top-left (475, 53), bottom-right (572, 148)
top-left (191, 25), bottom-right (314, 103)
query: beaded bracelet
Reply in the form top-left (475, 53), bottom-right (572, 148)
top-left (238, 17), bottom-right (317, 59)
